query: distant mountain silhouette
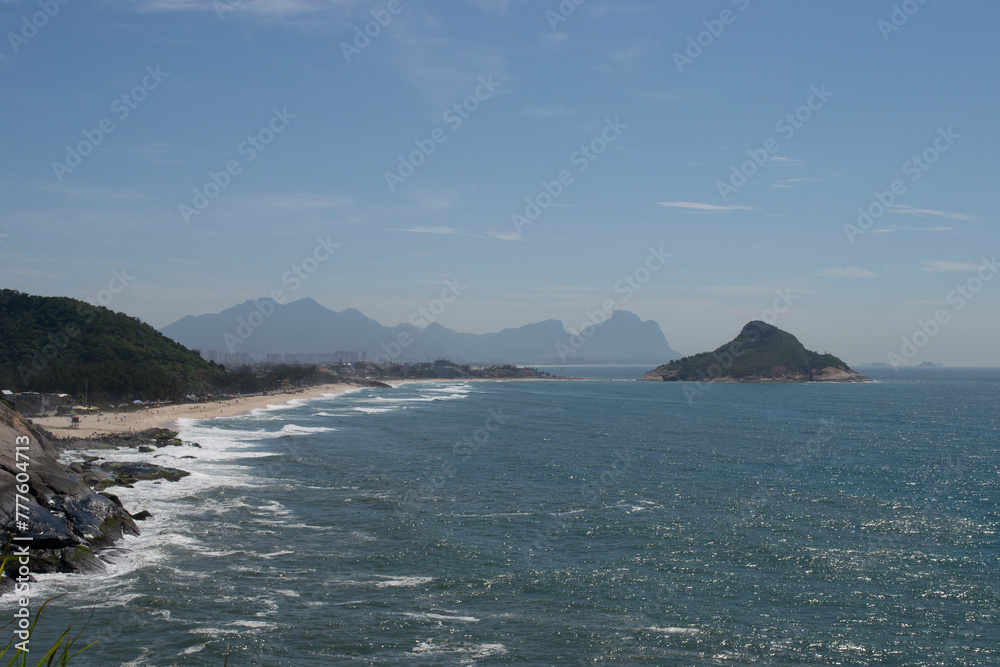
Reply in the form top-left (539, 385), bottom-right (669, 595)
top-left (160, 298), bottom-right (680, 365)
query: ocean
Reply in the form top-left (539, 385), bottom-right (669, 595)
top-left (11, 368), bottom-right (999, 665)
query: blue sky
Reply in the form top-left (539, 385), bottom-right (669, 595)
top-left (1, 0), bottom-right (998, 365)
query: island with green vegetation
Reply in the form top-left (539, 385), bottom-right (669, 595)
top-left (639, 321), bottom-right (869, 383)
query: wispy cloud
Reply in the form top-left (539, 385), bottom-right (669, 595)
top-left (702, 285), bottom-right (785, 296)
top-left (126, 0), bottom-right (363, 17)
top-left (597, 39), bottom-right (652, 74)
top-left (387, 226), bottom-right (522, 241)
top-left (522, 106), bottom-right (574, 118)
top-left (870, 226), bottom-right (955, 234)
top-left (461, 0), bottom-right (510, 15)
top-left (920, 260), bottom-right (989, 272)
top-left (817, 267), bottom-right (880, 278)
top-left (230, 193), bottom-right (354, 212)
top-left (770, 177), bottom-right (820, 189)
top-left (770, 156), bottom-right (804, 166)
top-left (391, 226), bottom-right (460, 235)
top-left (483, 231), bottom-right (524, 241)
top-left (656, 201), bottom-right (754, 213)
top-left (386, 16), bottom-right (511, 111)
top-left (888, 205), bottom-right (978, 221)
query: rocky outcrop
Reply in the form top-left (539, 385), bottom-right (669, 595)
top-left (809, 366), bottom-right (869, 382)
top-left (0, 401), bottom-right (139, 578)
top-left (640, 321), bottom-right (869, 383)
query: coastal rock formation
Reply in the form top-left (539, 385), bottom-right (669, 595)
top-left (0, 401), bottom-right (139, 580)
top-left (639, 321), bottom-right (868, 383)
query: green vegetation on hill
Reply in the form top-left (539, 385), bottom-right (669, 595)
top-left (0, 289), bottom-right (224, 401)
top-left (644, 321), bottom-right (855, 381)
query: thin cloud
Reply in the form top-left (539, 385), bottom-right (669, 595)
top-left (482, 231), bottom-right (524, 241)
top-left (770, 178), bottom-right (820, 189)
top-left (920, 260), bottom-right (988, 272)
top-left (388, 226), bottom-right (522, 241)
top-left (522, 106), bottom-right (574, 118)
top-left (888, 205), bottom-right (978, 221)
top-left (126, 0), bottom-right (363, 17)
top-left (461, 0), bottom-right (510, 15)
top-left (656, 201), bottom-right (754, 213)
top-left (386, 17), bottom-right (512, 112)
top-left (817, 267), bottom-right (880, 278)
top-left (391, 226), bottom-right (460, 235)
top-left (770, 156), bottom-right (805, 166)
top-left (597, 39), bottom-right (652, 74)
top-left (871, 226), bottom-right (954, 234)
top-left (703, 285), bottom-right (785, 296)
top-left (231, 193), bottom-right (354, 212)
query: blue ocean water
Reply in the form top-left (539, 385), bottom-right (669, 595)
top-left (15, 369), bottom-right (1000, 665)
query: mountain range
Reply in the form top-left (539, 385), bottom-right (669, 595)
top-left (160, 298), bottom-right (680, 366)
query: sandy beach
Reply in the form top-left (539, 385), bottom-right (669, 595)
top-left (33, 383), bottom-right (357, 439)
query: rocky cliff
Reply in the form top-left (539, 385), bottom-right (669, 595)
top-left (0, 401), bottom-right (139, 582)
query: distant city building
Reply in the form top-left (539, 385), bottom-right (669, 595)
top-left (198, 349), bottom-right (225, 364)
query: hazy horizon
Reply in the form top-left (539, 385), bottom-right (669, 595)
top-left (2, 1), bottom-right (998, 366)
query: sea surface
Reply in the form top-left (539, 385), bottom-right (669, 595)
top-left (12, 368), bottom-right (999, 665)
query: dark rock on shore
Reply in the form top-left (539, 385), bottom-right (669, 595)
top-left (1, 402), bottom-right (140, 579)
top-left (1, 408), bottom-right (194, 587)
top-left (38, 426), bottom-right (182, 452)
top-left (94, 462), bottom-right (189, 489)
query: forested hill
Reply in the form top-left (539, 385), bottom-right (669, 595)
top-left (0, 289), bottom-right (222, 401)
top-left (640, 321), bottom-right (868, 383)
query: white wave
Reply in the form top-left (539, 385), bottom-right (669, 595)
top-left (373, 396), bottom-right (439, 403)
top-left (372, 575), bottom-right (434, 588)
top-left (550, 508), bottom-right (587, 517)
top-left (403, 612), bottom-right (480, 623)
top-left (412, 641), bottom-right (507, 658)
top-left (227, 620), bottom-right (278, 629)
top-left (647, 626), bottom-right (701, 635)
top-left (181, 644), bottom-right (207, 655)
top-left (423, 385), bottom-right (472, 393)
top-left (353, 406), bottom-right (398, 414)
top-left (189, 627), bottom-right (244, 637)
top-left (278, 424), bottom-right (336, 435)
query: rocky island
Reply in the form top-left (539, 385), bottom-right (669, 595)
top-left (639, 321), bottom-right (869, 383)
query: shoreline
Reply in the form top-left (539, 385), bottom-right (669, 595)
top-left (34, 376), bottom-right (601, 441)
top-left (32, 383), bottom-right (359, 439)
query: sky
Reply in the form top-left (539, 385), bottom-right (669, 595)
top-left (1, 0), bottom-right (998, 366)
